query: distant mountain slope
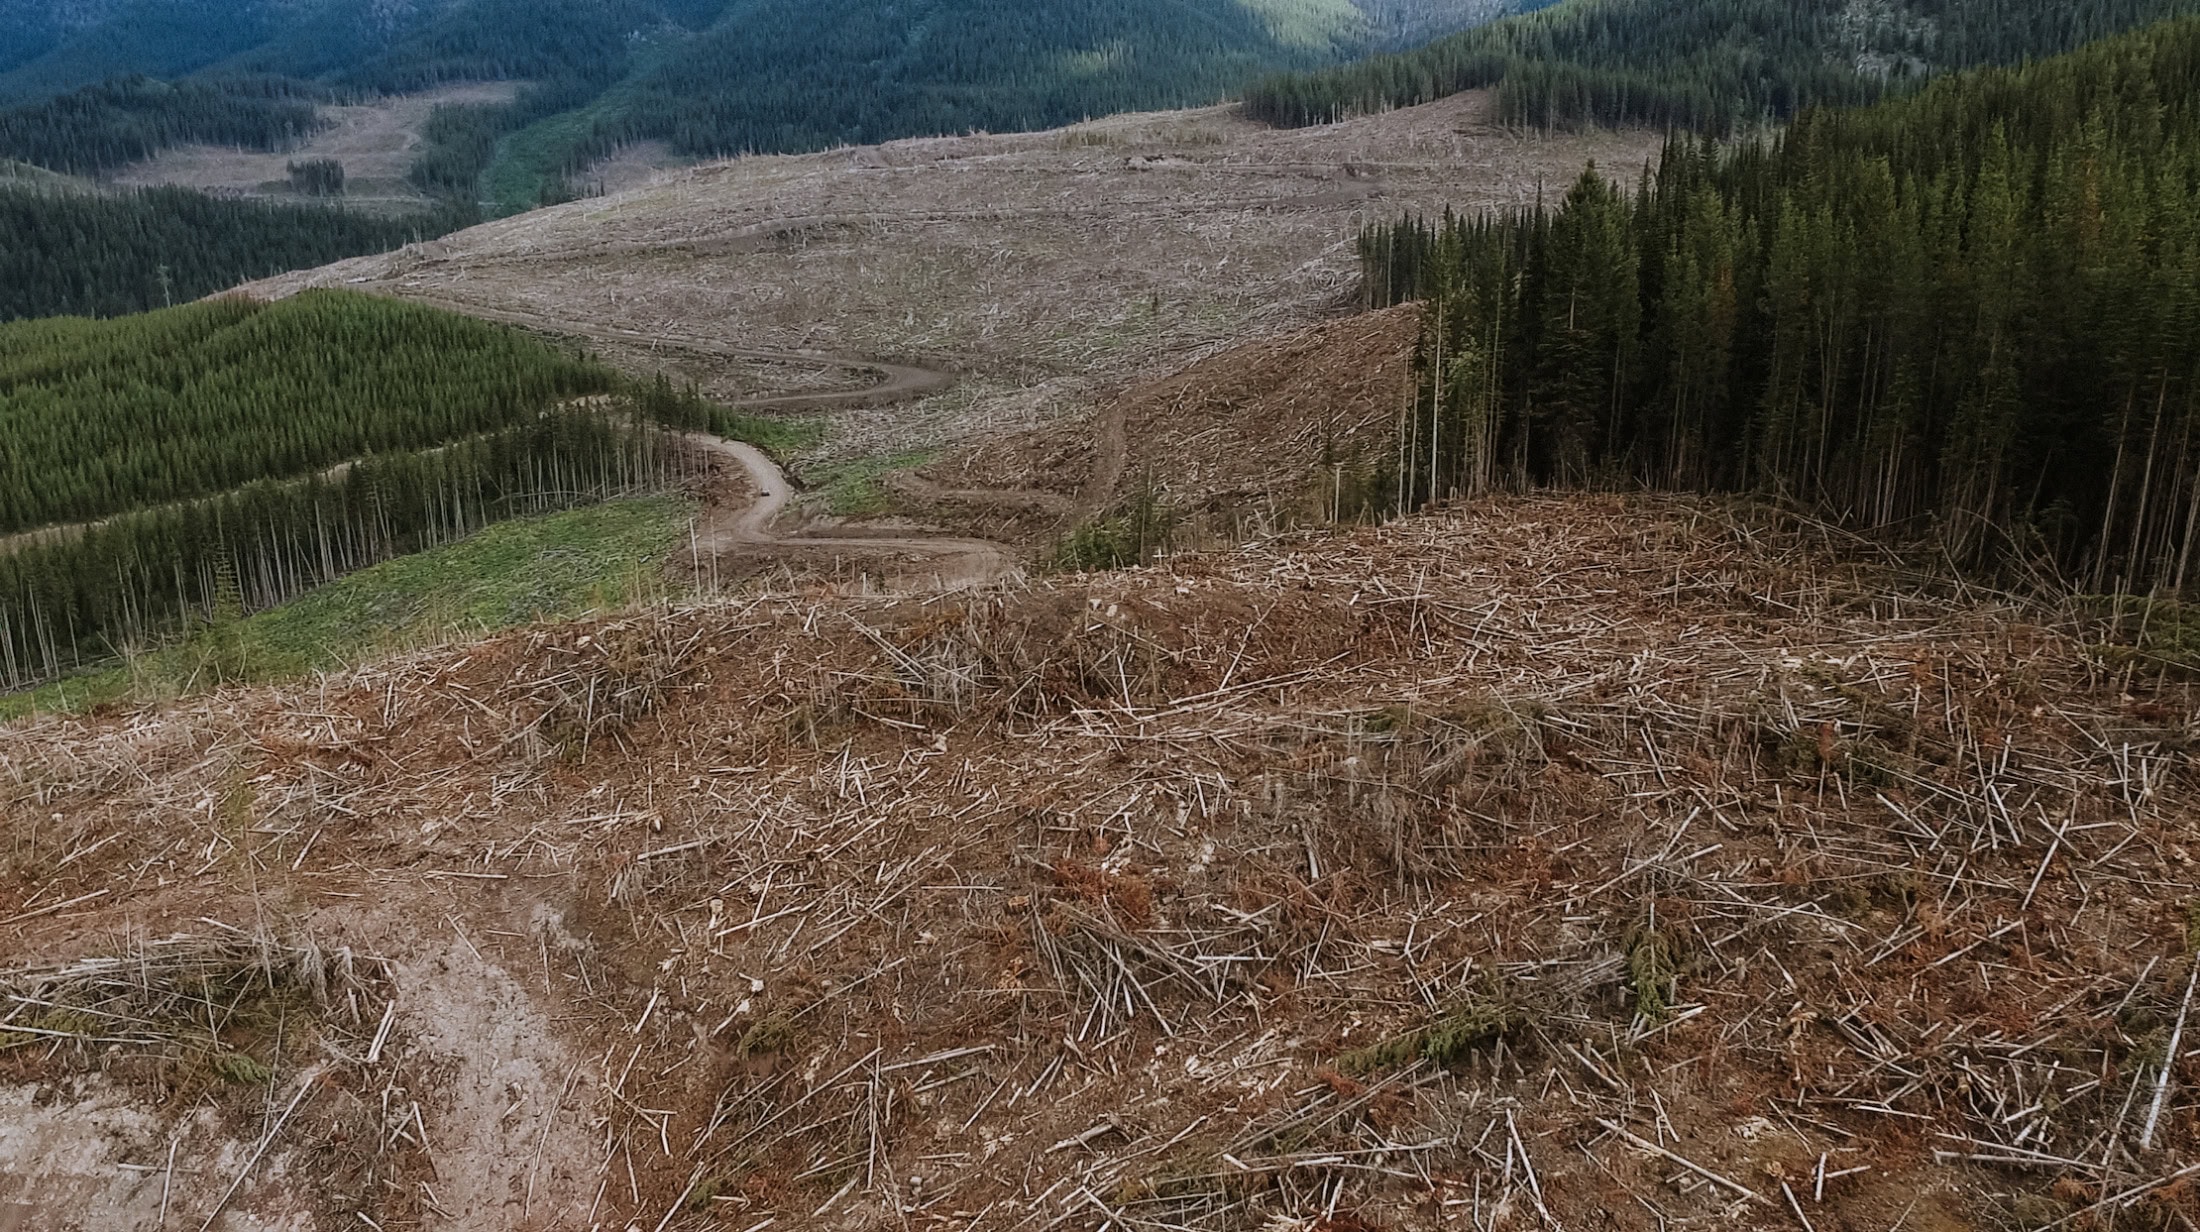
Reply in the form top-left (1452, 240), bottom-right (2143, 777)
top-left (0, 0), bottom-right (436, 99)
top-left (1, 0), bottom-right (1515, 105)
top-left (0, 0), bottom-right (1523, 208)
top-left (0, 74), bottom-right (325, 175)
top-left (0, 0), bottom-right (686, 100)
top-left (543, 0), bottom-right (1382, 168)
top-left (1245, 0), bottom-right (2200, 129)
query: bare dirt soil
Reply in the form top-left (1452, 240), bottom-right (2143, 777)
top-left (905, 304), bottom-right (1425, 540)
top-left (111, 83), bottom-right (520, 210)
top-left (3, 495), bottom-right (2194, 1231)
top-left (682, 430), bottom-right (1018, 591)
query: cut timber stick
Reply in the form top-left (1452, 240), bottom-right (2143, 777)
top-left (2138, 961), bottom-right (2197, 1152)
top-left (1596, 1118), bottom-right (1771, 1207)
top-left (0, 889), bottom-right (108, 926)
top-left (198, 1066), bottom-right (323, 1231)
top-left (364, 999), bottom-right (396, 1064)
top-left (1782, 1181), bottom-right (1818, 1232)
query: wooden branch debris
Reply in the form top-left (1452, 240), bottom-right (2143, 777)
top-left (2, 493), bottom-right (2194, 1230)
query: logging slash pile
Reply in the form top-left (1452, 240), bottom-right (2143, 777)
top-left (1, 492), bottom-right (2195, 1232)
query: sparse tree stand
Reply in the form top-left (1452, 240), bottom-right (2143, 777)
top-left (286, 158), bottom-right (346, 197)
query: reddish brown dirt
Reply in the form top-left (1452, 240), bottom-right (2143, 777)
top-left (910, 304), bottom-right (1424, 537)
top-left (683, 430), bottom-right (1015, 589)
top-left (28, 75), bottom-right (2188, 1232)
top-left (4, 494), bottom-right (2194, 1231)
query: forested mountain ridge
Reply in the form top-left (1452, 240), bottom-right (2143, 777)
top-left (1362, 15), bottom-right (2200, 593)
top-left (1245, 0), bottom-right (2200, 129)
top-left (0, 0), bottom-right (1513, 102)
top-left (0, 0), bottom-right (436, 99)
top-left (0, 74), bottom-right (326, 176)
top-left (0, 0), bottom-right (1519, 206)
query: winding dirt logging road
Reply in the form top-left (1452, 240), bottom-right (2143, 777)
top-left (381, 289), bottom-right (1118, 589)
top-left (681, 431), bottom-right (1017, 589)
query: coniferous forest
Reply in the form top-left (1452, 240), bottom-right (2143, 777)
top-left (1246, 0), bottom-right (2200, 129)
top-left (0, 185), bottom-right (468, 321)
top-left (0, 75), bottom-right (327, 175)
top-left (0, 292), bottom-right (724, 686)
top-left (1362, 18), bottom-right (2200, 593)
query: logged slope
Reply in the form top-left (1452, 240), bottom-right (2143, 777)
top-left (239, 91), bottom-right (1659, 465)
top-left (1, 493), bottom-right (2192, 1231)
top-left (909, 304), bottom-right (1427, 540)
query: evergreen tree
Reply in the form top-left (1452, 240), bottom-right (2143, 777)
top-left (1360, 17), bottom-right (2200, 594)
top-left (1246, 0), bottom-right (2200, 132)
top-left (0, 291), bottom-right (731, 686)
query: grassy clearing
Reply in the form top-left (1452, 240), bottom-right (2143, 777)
top-left (806, 450), bottom-right (937, 517)
top-left (485, 104), bottom-right (614, 214)
top-left (713, 408), bottom-right (826, 460)
top-left (1, 494), bottom-right (694, 720)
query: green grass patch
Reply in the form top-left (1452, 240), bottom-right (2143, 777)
top-left (805, 450), bottom-right (936, 517)
top-left (713, 409), bottom-right (826, 460)
top-left (622, 373), bottom-right (827, 461)
top-left (2084, 595), bottom-right (2200, 678)
top-left (2, 494), bottom-right (694, 720)
top-left (1052, 477), bottom-right (1177, 572)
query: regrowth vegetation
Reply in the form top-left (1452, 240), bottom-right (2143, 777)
top-left (0, 292), bottom-right (613, 531)
top-left (1363, 18), bottom-right (2200, 594)
top-left (0, 292), bottom-right (730, 688)
top-left (1, 494), bottom-right (692, 718)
